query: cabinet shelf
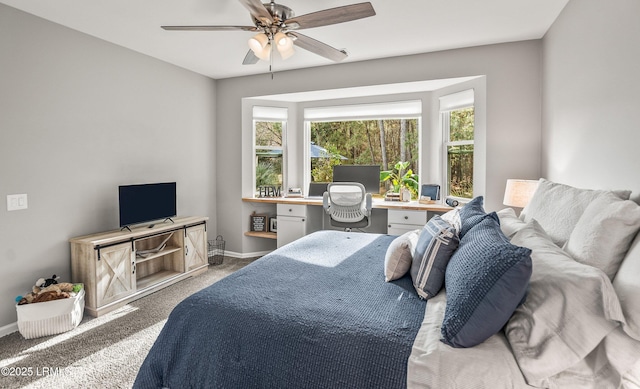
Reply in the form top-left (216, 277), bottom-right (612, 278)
top-left (244, 231), bottom-right (277, 239)
top-left (136, 269), bottom-right (182, 290)
top-left (135, 246), bottom-right (182, 264)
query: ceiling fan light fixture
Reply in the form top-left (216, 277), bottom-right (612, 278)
top-left (254, 43), bottom-right (272, 61)
top-left (277, 44), bottom-right (295, 60)
top-left (248, 33), bottom-right (269, 54)
top-left (275, 31), bottom-right (294, 60)
top-left (274, 32), bottom-right (291, 48)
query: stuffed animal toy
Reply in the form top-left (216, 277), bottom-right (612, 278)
top-left (32, 290), bottom-right (70, 303)
top-left (35, 274), bottom-right (59, 289)
top-left (17, 278), bottom-right (76, 305)
top-left (39, 282), bottom-right (74, 294)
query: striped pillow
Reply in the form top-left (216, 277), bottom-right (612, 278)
top-left (410, 216), bottom-right (460, 300)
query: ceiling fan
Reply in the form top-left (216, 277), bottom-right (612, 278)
top-left (161, 0), bottom-right (376, 65)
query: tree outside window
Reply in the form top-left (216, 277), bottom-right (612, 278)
top-left (255, 121), bottom-right (283, 194)
top-left (309, 119), bottom-right (419, 196)
top-left (444, 107), bottom-right (474, 199)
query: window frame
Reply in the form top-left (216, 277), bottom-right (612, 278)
top-left (440, 90), bottom-right (475, 201)
top-left (252, 107), bottom-right (288, 196)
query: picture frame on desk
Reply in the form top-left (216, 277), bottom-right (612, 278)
top-left (270, 218), bottom-right (277, 233)
top-left (250, 214), bottom-right (268, 232)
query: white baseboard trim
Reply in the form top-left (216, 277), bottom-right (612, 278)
top-left (0, 322), bottom-right (18, 338)
top-left (225, 250), bottom-right (272, 259)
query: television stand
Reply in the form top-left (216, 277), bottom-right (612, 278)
top-left (70, 216), bottom-right (209, 317)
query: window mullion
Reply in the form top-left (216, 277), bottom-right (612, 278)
top-left (446, 140), bottom-right (474, 147)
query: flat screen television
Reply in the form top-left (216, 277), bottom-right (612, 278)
top-left (333, 165), bottom-right (381, 194)
top-left (119, 182), bottom-right (177, 227)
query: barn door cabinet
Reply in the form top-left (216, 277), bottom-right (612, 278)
top-left (70, 216), bottom-right (208, 317)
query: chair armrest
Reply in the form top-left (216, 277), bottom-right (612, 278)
top-left (323, 191), bottom-right (330, 213)
top-left (363, 193), bottom-right (372, 216)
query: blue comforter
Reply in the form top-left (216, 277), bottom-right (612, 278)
top-left (134, 231), bottom-right (426, 389)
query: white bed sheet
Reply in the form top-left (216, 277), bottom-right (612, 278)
top-left (408, 292), bottom-right (534, 389)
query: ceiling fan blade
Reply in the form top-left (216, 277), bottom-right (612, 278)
top-left (237, 0), bottom-right (274, 25)
top-left (289, 32), bottom-right (348, 62)
top-left (285, 2), bottom-right (375, 30)
top-left (161, 25), bottom-right (257, 31)
top-left (242, 50), bottom-right (260, 65)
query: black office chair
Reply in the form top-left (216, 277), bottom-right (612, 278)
top-left (322, 182), bottom-right (372, 231)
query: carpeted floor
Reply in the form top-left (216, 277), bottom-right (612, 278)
top-left (0, 256), bottom-right (256, 389)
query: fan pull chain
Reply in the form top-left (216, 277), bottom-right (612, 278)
top-left (269, 36), bottom-right (274, 79)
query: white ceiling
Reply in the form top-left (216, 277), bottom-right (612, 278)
top-left (0, 0), bottom-right (569, 80)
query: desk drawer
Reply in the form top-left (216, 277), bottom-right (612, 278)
top-left (277, 204), bottom-right (306, 218)
top-left (388, 209), bottom-right (427, 225)
top-left (388, 224), bottom-right (423, 236)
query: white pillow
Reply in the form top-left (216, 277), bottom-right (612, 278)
top-left (520, 178), bottom-right (631, 246)
top-left (496, 208), bottom-right (526, 239)
top-left (544, 326), bottom-right (640, 388)
top-left (384, 229), bottom-right (419, 282)
top-left (563, 192), bottom-right (640, 280)
top-left (506, 220), bottom-right (626, 387)
top-left (613, 231), bottom-right (640, 341)
top-left (440, 208), bottom-right (461, 234)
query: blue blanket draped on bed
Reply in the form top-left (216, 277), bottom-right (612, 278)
top-left (134, 231), bottom-right (426, 389)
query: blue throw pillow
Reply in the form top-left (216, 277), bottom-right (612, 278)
top-left (410, 215), bottom-right (460, 300)
top-left (458, 196), bottom-right (487, 237)
top-left (441, 213), bottom-right (532, 348)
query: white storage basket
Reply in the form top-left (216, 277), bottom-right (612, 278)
top-left (16, 289), bottom-right (85, 339)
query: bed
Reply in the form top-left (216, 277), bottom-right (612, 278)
top-left (135, 232), bottom-right (425, 388)
top-left (135, 179), bottom-right (640, 389)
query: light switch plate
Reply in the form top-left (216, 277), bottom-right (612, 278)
top-left (7, 194), bottom-right (28, 211)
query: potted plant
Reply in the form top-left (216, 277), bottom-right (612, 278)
top-left (380, 161), bottom-right (419, 200)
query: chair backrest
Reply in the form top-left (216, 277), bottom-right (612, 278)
top-left (325, 182), bottom-right (368, 223)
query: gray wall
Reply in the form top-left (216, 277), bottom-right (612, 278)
top-left (542, 0), bottom-right (640, 199)
top-left (0, 5), bottom-right (216, 329)
top-left (217, 41), bottom-right (543, 254)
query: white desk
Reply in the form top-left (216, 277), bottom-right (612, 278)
top-left (243, 197), bottom-right (452, 246)
top-left (242, 196), bottom-right (451, 212)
